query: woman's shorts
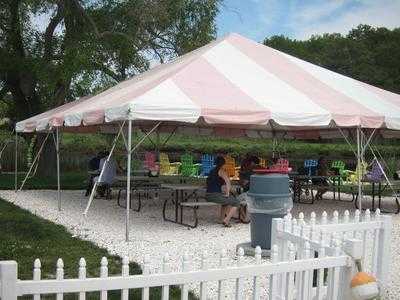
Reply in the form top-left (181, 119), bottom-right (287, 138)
top-left (206, 193), bottom-right (241, 207)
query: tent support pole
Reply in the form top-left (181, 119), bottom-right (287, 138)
top-left (19, 132), bottom-right (50, 192)
top-left (126, 120), bottom-right (132, 242)
top-left (56, 127), bottom-right (61, 211)
top-left (161, 126), bottom-right (177, 148)
top-left (357, 126), bottom-right (362, 211)
top-left (14, 130), bottom-right (18, 192)
top-left (83, 122), bottom-right (125, 216)
top-left (361, 129), bottom-right (376, 157)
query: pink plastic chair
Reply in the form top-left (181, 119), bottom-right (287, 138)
top-left (269, 159), bottom-right (291, 173)
top-left (144, 152), bottom-right (158, 172)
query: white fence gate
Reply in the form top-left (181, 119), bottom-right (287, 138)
top-left (271, 208), bottom-right (392, 298)
top-left (0, 209), bottom-right (391, 300)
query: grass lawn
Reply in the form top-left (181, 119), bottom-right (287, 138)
top-left (0, 172), bottom-right (87, 190)
top-left (0, 198), bottom-right (196, 299)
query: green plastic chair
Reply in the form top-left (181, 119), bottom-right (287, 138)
top-left (180, 154), bottom-right (195, 177)
top-left (331, 160), bottom-right (346, 176)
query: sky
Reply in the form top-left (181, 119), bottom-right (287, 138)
top-left (217, 0), bottom-right (400, 42)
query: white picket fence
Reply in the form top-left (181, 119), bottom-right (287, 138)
top-left (0, 209), bottom-right (392, 300)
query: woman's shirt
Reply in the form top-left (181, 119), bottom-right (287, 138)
top-left (206, 168), bottom-right (225, 193)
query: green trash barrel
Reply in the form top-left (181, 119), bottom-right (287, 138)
top-left (247, 174), bottom-right (293, 250)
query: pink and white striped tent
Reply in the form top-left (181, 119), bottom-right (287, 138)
top-left (16, 33), bottom-right (400, 133)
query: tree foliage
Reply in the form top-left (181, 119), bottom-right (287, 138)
top-left (264, 25), bottom-right (400, 94)
top-left (0, 0), bottom-right (220, 121)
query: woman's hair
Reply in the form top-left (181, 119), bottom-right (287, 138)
top-left (250, 156), bottom-right (260, 165)
top-left (214, 156), bottom-right (226, 170)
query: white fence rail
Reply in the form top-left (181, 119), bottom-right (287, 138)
top-left (1, 246), bottom-right (350, 300)
top-left (0, 209), bottom-right (391, 300)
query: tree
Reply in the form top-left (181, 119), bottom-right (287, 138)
top-left (264, 25), bottom-right (400, 94)
top-left (0, 0), bottom-right (220, 121)
top-left (0, 0), bottom-right (220, 175)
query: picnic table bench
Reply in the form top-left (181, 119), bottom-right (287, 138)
top-left (161, 184), bottom-right (207, 228)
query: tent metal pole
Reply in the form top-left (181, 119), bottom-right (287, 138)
top-left (56, 127), bottom-right (61, 211)
top-left (357, 126), bottom-right (362, 210)
top-left (19, 132), bottom-right (50, 192)
top-left (14, 130), bottom-right (18, 192)
top-left (83, 122), bottom-right (125, 216)
top-left (361, 129), bottom-right (376, 157)
top-left (126, 120), bottom-right (132, 242)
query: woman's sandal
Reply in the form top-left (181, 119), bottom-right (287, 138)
top-left (222, 221), bottom-right (232, 227)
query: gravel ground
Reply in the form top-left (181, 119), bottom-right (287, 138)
top-left (1, 189), bottom-right (398, 299)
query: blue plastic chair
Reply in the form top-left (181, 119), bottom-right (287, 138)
top-left (304, 159), bottom-right (318, 176)
top-left (201, 154), bottom-right (215, 176)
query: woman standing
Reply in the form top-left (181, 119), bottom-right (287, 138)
top-left (206, 156), bottom-right (241, 227)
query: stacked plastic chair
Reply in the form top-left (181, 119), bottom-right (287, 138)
top-left (223, 155), bottom-right (236, 178)
top-left (180, 153), bottom-right (199, 177)
top-left (201, 154), bottom-right (215, 176)
top-left (304, 159), bottom-right (318, 176)
top-left (269, 158), bottom-right (290, 173)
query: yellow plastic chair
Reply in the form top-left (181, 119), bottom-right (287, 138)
top-left (159, 153), bottom-right (171, 175)
top-left (159, 153), bottom-right (180, 176)
top-left (348, 162), bottom-right (368, 184)
top-left (223, 155), bottom-right (236, 178)
top-left (259, 158), bottom-right (267, 168)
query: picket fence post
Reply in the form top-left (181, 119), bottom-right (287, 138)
top-left (235, 247), bottom-right (245, 300)
top-left (121, 256), bottom-right (129, 300)
top-left (162, 253), bottom-right (171, 300)
top-left (0, 261), bottom-right (18, 300)
top-left (252, 246), bottom-right (262, 300)
top-left (200, 251), bottom-right (209, 300)
top-left (377, 214), bottom-right (392, 292)
top-left (56, 258), bottom-right (64, 300)
top-left (33, 258), bottom-right (41, 300)
top-left (142, 254), bottom-right (151, 300)
top-left (78, 258), bottom-right (86, 300)
top-left (269, 245), bottom-right (279, 300)
top-left (285, 242), bottom-right (295, 300)
top-left (181, 252), bottom-right (191, 300)
top-left (217, 249), bottom-right (228, 300)
top-left (100, 257), bottom-right (108, 300)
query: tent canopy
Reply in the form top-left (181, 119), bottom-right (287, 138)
top-left (16, 33), bottom-right (400, 133)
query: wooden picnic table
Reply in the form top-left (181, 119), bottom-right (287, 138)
top-left (290, 174), bottom-right (341, 204)
top-left (161, 183), bottom-right (206, 225)
top-left (350, 179), bottom-right (400, 214)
